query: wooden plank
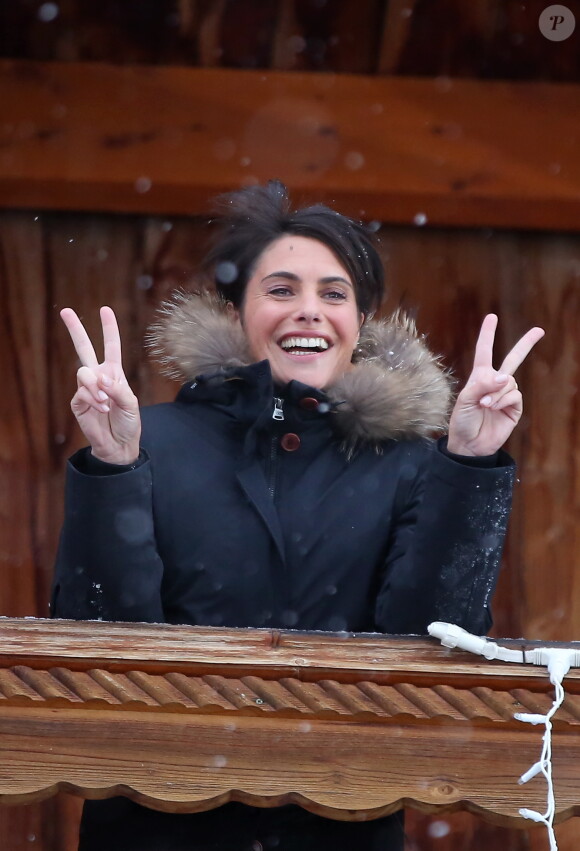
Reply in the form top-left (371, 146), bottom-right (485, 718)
top-left (2, 618), bottom-right (580, 687)
top-left (271, 0), bottom-right (384, 73)
top-left (377, 0), bottom-right (419, 74)
top-left (504, 234), bottom-right (580, 641)
top-left (0, 213), bottom-right (49, 618)
top-left (406, 810), bottom-right (580, 851)
top-left (0, 804), bottom-right (54, 851)
top-left (0, 706), bottom-right (577, 823)
top-left (378, 0), bottom-right (500, 76)
top-left (1, 60), bottom-right (580, 229)
top-left (136, 216), bottom-right (210, 405)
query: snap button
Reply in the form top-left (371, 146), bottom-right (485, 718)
top-left (299, 396), bottom-right (319, 411)
top-left (281, 433), bottom-right (301, 452)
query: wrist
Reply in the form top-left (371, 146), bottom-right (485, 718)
top-left (90, 446), bottom-right (140, 466)
top-left (445, 440), bottom-right (477, 457)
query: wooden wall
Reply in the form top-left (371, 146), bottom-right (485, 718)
top-left (1, 0), bottom-right (579, 847)
top-left (1, 208), bottom-right (579, 849)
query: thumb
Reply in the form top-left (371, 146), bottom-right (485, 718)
top-left (460, 371), bottom-right (509, 406)
top-left (98, 373), bottom-right (138, 411)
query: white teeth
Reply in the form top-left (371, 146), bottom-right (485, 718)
top-left (280, 337), bottom-right (329, 350)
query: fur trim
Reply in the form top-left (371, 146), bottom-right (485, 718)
top-left (147, 292), bottom-right (453, 443)
top-left (329, 312), bottom-right (452, 444)
top-left (147, 290), bottom-right (251, 379)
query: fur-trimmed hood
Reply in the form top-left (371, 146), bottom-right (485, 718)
top-left (147, 291), bottom-right (453, 445)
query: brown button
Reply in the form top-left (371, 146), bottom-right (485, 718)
top-left (281, 433), bottom-right (301, 452)
top-left (299, 396), bottom-right (319, 411)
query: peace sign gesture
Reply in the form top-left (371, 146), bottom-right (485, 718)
top-left (60, 306), bottom-right (141, 465)
top-left (447, 314), bottom-right (544, 457)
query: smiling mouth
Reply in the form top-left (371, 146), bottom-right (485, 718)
top-left (279, 336), bottom-right (330, 355)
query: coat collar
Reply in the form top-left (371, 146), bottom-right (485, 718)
top-left (147, 291), bottom-right (452, 448)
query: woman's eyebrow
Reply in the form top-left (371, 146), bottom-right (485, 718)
top-left (261, 271), bottom-right (299, 282)
top-left (261, 271), bottom-right (352, 287)
top-left (319, 275), bottom-right (352, 287)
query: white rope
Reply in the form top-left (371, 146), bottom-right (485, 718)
top-left (428, 623), bottom-right (580, 851)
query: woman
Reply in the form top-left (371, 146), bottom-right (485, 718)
top-left (53, 181), bottom-right (543, 850)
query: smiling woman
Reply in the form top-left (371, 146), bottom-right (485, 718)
top-left (53, 181), bottom-right (543, 851)
top-left (239, 235), bottom-right (363, 388)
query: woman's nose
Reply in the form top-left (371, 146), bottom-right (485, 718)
top-left (296, 309), bottom-right (321, 323)
top-left (293, 294), bottom-right (321, 323)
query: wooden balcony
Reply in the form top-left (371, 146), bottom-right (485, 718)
top-left (0, 617), bottom-right (578, 824)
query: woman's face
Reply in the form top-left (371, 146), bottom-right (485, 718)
top-left (239, 235), bottom-right (363, 389)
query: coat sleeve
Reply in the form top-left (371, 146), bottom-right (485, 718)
top-left (374, 440), bottom-right (516, 636)
top-left (51, 449), bottom-right (165, 623)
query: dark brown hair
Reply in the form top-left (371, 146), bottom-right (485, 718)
top-left (203, 180), bottom-right (385, 318)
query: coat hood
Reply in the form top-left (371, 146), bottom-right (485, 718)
top-left (147, 291), bottom-right (453, 446)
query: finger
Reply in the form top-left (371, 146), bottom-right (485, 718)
top-left (499, 327), bottom-right (545, 375)
top-left (76, 366), bottom-right (109, 404)
top-left (491, 388), bottom-right (522, 414)
top-left (71, 385), bottom-right (110, 415)
top-left (60, 308), bottom-right (100, 369)
top-left (100, 306), bottom-right (123, 366)
top-left (472, 314), bottom-right (498, 371)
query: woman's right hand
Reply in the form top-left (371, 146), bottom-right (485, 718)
top-left (60, 306), bottom-right (141, 465)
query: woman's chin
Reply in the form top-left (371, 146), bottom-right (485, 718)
top-left (268, 348), bottom-right (348, 389)
top-left (271, 362), bottom-right (333, 389)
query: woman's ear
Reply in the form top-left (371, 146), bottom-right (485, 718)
top-left (226, 301), bottom-right (241, 325)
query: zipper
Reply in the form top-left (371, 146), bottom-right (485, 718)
top-left (272, 397), bottom-right (285, 421)
top-left (268, 397), bottom-right (284, 499)
top-left (268, 435), bottom-right (278, 500)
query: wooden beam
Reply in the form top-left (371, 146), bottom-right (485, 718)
top-left (5, 617), bottom-right (580, 683)
top-left (1, 619), bottom-right (580, 823)
top-left (1, 60), bottom-right (580, 230)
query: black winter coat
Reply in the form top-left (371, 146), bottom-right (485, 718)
top-left (52, 296), bottom-right (515, 851)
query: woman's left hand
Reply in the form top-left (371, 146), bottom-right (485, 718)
top-left (447, 314), bottom-right (544, 457)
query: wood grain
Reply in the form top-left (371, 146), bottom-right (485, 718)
top-left (509, 236), bottom-right (580, 641)
top-left (1, 706), bottom-right (576, 822)
top-left (1, 60), bottom-right (580, 229)
top-left (0, 213), bottom-right (49, 617)
top-left (2, 617), bottom-right (580, 688)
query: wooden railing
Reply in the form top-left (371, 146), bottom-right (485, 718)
top-left (0, 617), bottom-right (578, 823)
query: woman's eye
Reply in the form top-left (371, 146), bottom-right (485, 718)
top-left (268, 286), bottom-right (293, 297)
top-left (324, 290), bottom-right (347, 300)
